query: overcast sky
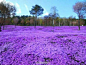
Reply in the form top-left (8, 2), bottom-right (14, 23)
top-left (1, 0), bottom-right (85, 18)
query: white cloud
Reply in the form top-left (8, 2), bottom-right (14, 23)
top-left (15, 3), bottom-right (21, 14)
top-left (44, 8), bottom-right (47, 13)
top-left (16, 3), bottom-right (20, 8)
top-left (43, 8), bottom-right (49, 16)
top-left (24, 4), bottom-right (29, 14)
top-left (8, 2), bottom-right (14, 6)
top-left (0, 0), bottom-right (5, 2)
top-left (0, 0), bottom-right (14, 6)
top-left (43, 12), bottom-right (49, 16)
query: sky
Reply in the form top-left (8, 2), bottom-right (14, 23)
top-left (0, 0), bottom-right (85, 19)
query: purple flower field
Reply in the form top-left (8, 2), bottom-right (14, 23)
top-left (0, 25), bottom-right (86, 65)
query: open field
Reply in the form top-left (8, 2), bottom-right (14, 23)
top-left (0, 25), bottom-right (86, 65)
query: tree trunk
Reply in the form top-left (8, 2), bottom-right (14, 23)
top-left (78, 16), bottom-right (80, 30)
top-left (59, 20), bottom-right (60, 26)
top-left (53, 19), bottom-right (54, 32)
top-left (0, 24), bottom-right (1, 32)
top-left (35, 14), bottom-right (37, 28)
top-left (70, 21), bottom-right (71, 26)
top-left (3, 14), bottom-right (5, 30)
top-left (64, 21), bottom-right (65, 26)
top-left (78, 20), bottom-right (80, 30)
top-left (15, 24), bottom-right (16, 28)
top-left (33, 16), bottom-right (36, 28)
top-left (35, 21), bottom-right (36, 26)
top-left (53, 19), bottom-right (54, 26)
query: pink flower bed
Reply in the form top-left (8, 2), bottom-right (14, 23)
top-left (0, 25), bottom-right (86, 65)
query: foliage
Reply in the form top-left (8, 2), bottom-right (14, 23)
top-left (21, 19), bottom-right (24, 25)
top-left (29, 4), bottom-right (44, 27)
top-left (26, 19), bottom-right (30, 26)
top-left (0, 0), bottom-right (16, 29)
top-left (29, 4), bottom-right (44, 17)
top-left (0, 1), bottom-right (16, 18)
top-left (39, 18), bottom-right (43, 26)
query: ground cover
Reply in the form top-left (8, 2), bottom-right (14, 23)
top-left (0, 25), bottom-right (86, 65)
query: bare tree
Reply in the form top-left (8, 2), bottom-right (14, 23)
top-left (73, 2), bottom-right (86, 30)
top-left (49, 6), bottom-right (59, 26)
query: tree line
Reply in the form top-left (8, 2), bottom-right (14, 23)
top-left (0, 1), bottom-right (86, 32)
